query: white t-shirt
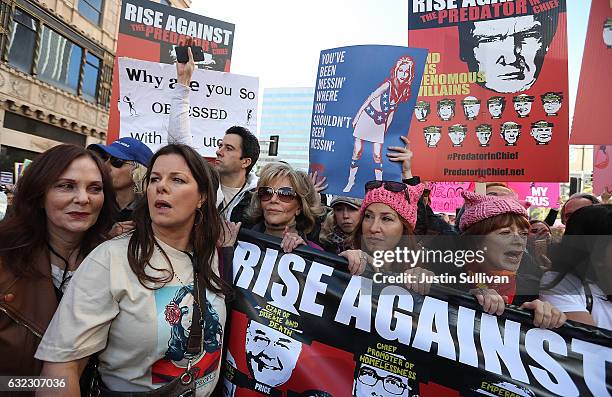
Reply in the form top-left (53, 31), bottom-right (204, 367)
top-left (36, 235), bottom-right (226, 395)
top-left (540, 271), bottom-right (612, 331)
top-left (50, 264), bottom-right (74, 293)
top-left (220, 184), bottom-right (242, 208)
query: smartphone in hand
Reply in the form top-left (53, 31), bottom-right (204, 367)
top-left (175, 45), bottom-right (205, 63)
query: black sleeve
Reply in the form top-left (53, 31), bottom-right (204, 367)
top-left (544, 208), bottom-right (559, 226)
top-left (402, 176), bottom-right (421, 186)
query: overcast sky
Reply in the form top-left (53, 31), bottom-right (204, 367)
top-left (190, 0), bottom-right (591, 115)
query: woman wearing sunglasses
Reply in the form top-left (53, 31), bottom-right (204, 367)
top-left (248, 163), bottom-right (324, 252)
top-left (0, 144), bottom-right (116, 384)
top-left (88, 137), bottom-right (153, 235)
top-left (339, 180), bottom-right (435, 294)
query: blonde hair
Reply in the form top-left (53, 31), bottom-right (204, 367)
top-left (249, 162), bottom-right (324, 235)
top-left (132, 162), bottom-right (148, 195)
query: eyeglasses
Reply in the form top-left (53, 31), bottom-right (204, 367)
top-left (357, 366), bottom-right (408, 395)
top-left (365, 180), bottom-right (410, 203)
top-left (94, 151), bottom-right (128, 169)
top-left (257, 186), bottom-right (297, 203)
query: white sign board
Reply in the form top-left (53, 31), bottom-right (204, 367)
top-left (118, 57), bottom-right (258, 157)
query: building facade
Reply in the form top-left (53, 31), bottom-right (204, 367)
top-left (258, 87), bottom-right (314, 172)
top-left (0, 0), bottom-right (188, 183)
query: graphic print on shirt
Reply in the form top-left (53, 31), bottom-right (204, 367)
top-left (152, 285), bottom-right (223, 389)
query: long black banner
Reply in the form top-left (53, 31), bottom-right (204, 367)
top-left (221, 230), bottom-right (612, 397)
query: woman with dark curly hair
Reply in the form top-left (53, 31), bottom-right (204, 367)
top-left (0, 144), bottom-right (116, 382)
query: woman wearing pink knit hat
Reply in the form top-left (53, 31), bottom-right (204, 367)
top-left (460, 191), bottom-right (566, 329)
top-left (339, 180), bottom-right (435, 295)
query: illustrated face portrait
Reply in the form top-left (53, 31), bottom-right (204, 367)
top-left (477, 129), bottom-right (492, 146)
top-left (514, 100), bottom-right (532, 117)
top-left (424, 130), bottom-right (441, 147)
top-left (353, 364), bottom-right (410, 397)
top-left (543, 100), bottom-right (561, 115)
top-left (531, 125), bottom-right (553, 144)
top-left (604, 21), bottom-right (612, 47)
top-left (449, 128), bottom-right (466, 146)
top-left (488, 101), bottom-right (504, 118)
top-left (414, 105), bottom-right (430, 121)
top-left (438, 104), bottom-right (454, 121)
top-left (245, 320), bottom-right (302, 387)
top-left (501, 125), bottom-right (521, 145)
top-left (463, 103), bottom-right (480, 119)
top-left (462, 15), bottom-right (551, 93)
top-left (396, 62), bottom-right (412, 84)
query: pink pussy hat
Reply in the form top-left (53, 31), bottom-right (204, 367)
top-left (360, 182), bottom-right (425, 229)
top-left (460, 191), bottom-right (528, 232)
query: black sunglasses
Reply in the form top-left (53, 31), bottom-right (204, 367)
top-left (94, 151), bottom-right (128, 169)
top-left (257, 186), bottom-right (297, 203)
top-left (365, 180), bottom-right (410, 203)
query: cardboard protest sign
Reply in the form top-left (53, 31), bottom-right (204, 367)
top-left (308, 45), bottom-right (428, 198)
top-left (593, 145), bottom-right (612, 196)
top-left (570, 0), bottom-right (612, 144)
top-left (118, 58), bottom-right (258, 157)
top-left (507, 182), bottom-right (560, 208)
top-left (222, 230), bottom-right (612, 396)
top-left (428, 182), bottom-right (471, 213)
top-left (108, 0), bottom-right (235, 143)
top-left (408, 0), bottom-right (569, 182)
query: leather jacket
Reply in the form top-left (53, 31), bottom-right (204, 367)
top-left (0, 249), bottom-right (58, 381)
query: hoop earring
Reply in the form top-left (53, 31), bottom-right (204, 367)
top-left (194, 207), bottom-right (204, 227)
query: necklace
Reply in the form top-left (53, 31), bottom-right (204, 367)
top-left (153, 239), bottom-right (199, 310)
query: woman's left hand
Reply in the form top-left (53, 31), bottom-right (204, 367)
top-left (403, 267), bottom-right (434, 296)
top-left (219, 220), bottom-right (241, 247)
top-left (309, 171), bottom-right (329, 193)
top-left (339, 249), bottom-right (369, 276)
top-left (520, 299), bottom-right (567, 329)
top-left (387, 136), bottom-right (413, 178)
top-left (280, 227), bottom-right (306, 253)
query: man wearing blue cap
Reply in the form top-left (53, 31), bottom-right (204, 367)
top-left (88, 137), bottom-right (154, 223)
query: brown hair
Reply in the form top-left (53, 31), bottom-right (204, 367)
top-left (248, 163), bottom-right (323, 235)
top-left (127, 144), bottom-right (229, 295)
top-left (0, 144), bottom-right (116, 276)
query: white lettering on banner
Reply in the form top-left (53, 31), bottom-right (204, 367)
top-left (412, 297), bottom-right (456, 360)
top-left (299, 262), bottom-right (334, 317)
top-left (335, 276), bottom-right (373, 332)
top-left (524, 329), bottom-right (578, 396)
top-left (232, 240), bottom-right (610, 395)
top-left (480, 314), bottom-right (529, 382)
top-left (118, 58), bottom-right (258, 157)
top-left (457, 306), bottom-right (478, 366)
top-left (571, 339), bottom-right (612, 397)
top-left (375, 286), bottom-right (414, 345)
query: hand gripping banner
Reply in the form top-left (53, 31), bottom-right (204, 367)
top-left (221, 230), bottom-right (612, 397)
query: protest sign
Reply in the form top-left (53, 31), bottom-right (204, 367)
top-left (407, 0), bottom-right (569, 182)
top-left (222, 230), bottom-right (612, 397)
top-left (118, 58), bottom-right (258, 157)
top-left (308, 45), bottom-right (428, 198)
top-left (570, 0), bottom-right (612, 144)
top-left (593, 145), bottom-right (612, 196)
top-left (507, 182), bottom-right (560, 208)
top-left (428, 182), bottom-right (470, 213)
top-left (108, 0), bottom-right (235, 143)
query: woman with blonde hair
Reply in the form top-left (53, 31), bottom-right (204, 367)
top-left (249, 162), bottom-right (324, 252)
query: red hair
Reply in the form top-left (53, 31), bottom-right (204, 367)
top-left (389, 55), bottom-right (415, 104)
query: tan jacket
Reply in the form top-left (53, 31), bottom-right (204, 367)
top-left (0, 250), bottom-right (58, 381)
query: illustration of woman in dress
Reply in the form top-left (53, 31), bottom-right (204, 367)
top-left (343, 56), bottom-right (415, 192)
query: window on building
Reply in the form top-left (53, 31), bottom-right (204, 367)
top-left (78, 0), bottom-right (103, 24)
top-left (82, 52), bottom-right (101, 101)
top-left (37, 26), bottom-right (83, 94)
top-left (7, 9), bottom-right (37, 73)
